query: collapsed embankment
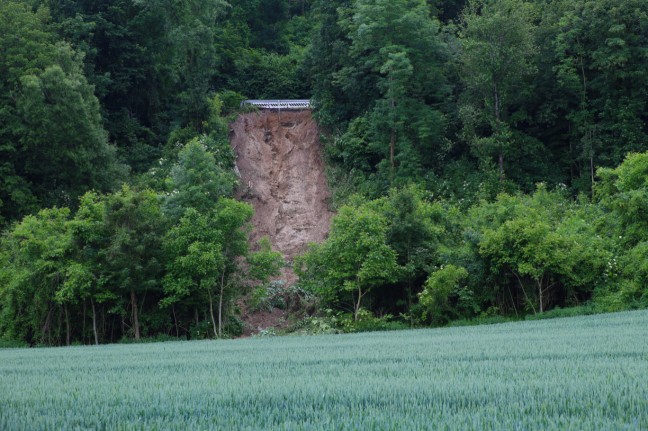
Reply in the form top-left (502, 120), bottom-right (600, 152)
top-left (230, 110), bottom-right (333, 283)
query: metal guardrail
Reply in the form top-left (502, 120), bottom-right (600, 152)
top-left (241, 100), bottom-right (311, 110)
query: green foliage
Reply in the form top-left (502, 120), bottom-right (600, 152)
top-left (476, 185), bottom-right (611, 315)
top-left (419, 264), bottom-right (470, 324)
top-left (309, 0), bottom-right (450, 186)
top-left (102, 185), bottom-right (165, 340)
top-left (248, 281), bottom-right (293, 313)
top-left (299, 204), bottom-right (399, 320)
top-left (0, 207), bottom-right (72, 345)
top-left (596, 152), bottom-right (648, 246)
top-left (231, 47), bottom-right (309, 99)
top-left (247, 237), bottom-right (284, 284)
top-left (458, 0), bottom-right (538, 181)
top-left (163, 137), bottom-right (237, 221)
top-left (594, 152), bottom-right (648, 309)
top-left (163, 198), bottom-right (253, 338)
top-left (163, 209), bottom-right (226, 336)
top-left (553, 0), bottom-right (648, 182)
top-left (0, 2), bottom-right (122, 224)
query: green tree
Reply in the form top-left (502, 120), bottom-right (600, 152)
top-left (210, 199), bottom-right (254, 335)
top-left (247, 237), bottom-right (285, 285)
top-left (102, 185), bottom-right (164, 340)
top-left (0, 208), bottom-right (72, 345)
top-left (306, 0), bottom-right (356, 128)
top-left (459, 0), bottom-right (537, 181)
top-left (299, 204), bottom-right (399, 320)
top-left (419, 264), bottom-right (469, 324)
top-left (477, 186), bottom-right (609, 314)
top-left (337, 0), bottom-right (449, 180)
top-left (46, 0), bottom-right (231, 170)
top-left (163, 209), bottom-right (226, 338)
top-left (596, 152), bottom-right (648, 246)
top-left (16, 59), bottom-right (122, 206)
top-left (56, 192), bottom-right (113, 345)
top-left (0, 2), bottom-right (121, 223)
top-left (376, 186), bottom-right (448, 316)
top-left (554, 0), bottom-right (648, 191)
top-left (163, 199), bottom-right (254, 337)
top-left (596, 152), bottom-right (648, 308)
top-left (163, 137), bottom-right (237, 221)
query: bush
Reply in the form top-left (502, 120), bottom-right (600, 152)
top-left (525, 305), bottom-right (599, 321)
top-left (0, 339), bottom-right (28, 349)
top-left (224, 316), bottom-right (245, 338)
top-left (118, 334), bottom-right (184, 344)
top-left (449, 315), bottom-right (519, 327)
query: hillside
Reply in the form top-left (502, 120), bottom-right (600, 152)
top-left (231, 110), bottom-right (333, 275)
top-left (230, 110), bottom-right (333, 333)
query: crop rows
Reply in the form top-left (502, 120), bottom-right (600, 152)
top-left (1, 310), bottom-right (647, 430)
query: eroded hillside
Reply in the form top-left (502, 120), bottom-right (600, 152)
top-left (230, 110), bottom-right (333, 280)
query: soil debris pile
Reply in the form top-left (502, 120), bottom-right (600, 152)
top-left (230, 110), bottom-right (333, 276)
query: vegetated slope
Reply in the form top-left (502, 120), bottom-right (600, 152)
top-left (1, 310), bottom-right (647, 430)
top-left (230, 110), bottom-right (333, 273)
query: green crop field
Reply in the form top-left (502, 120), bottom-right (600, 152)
top-left (1, 311), bottom-right (647, 430)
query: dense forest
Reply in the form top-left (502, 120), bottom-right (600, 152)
top-left (0, 0), bottom-right (647, 346)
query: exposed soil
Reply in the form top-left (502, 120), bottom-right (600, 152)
top-left (230, 110), bottom-right (333, 333)
top-left (231, 110), bottom-right (333, 266)
top-left (238, 306), bottom-right (288, 337)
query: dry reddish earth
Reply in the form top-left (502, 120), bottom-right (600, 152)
top-left (230, 110), bottom-right (333, 333)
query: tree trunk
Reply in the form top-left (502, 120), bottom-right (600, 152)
top-left (218, 273), bottom-right (226, 337)
top-left (354, 280), bottom-right (364, 322)
top-left (538, 278), bottom-right (544, 314)
top-left (64, 304), bottom-right (70, 346)
top-left (207, 289), bottom-right (218, 338)
top-left (390, 95), bottom-right (396, 172)
top-left (390, 130), bottom-right (396, 171)
top-left (172, 305), bottom-right (179, 338)
top-left (91, 298), bottom-right (99, 345)
top-left (507, 285), bottom-right (519, 318)
top-left (590, 149), bottom-right (595, 196)
top-left (57, 305), bottom-right (63, 346)
top-left (494, 83), bottom-right (505, 182)
top-left (42, 303), bottom-right (53, 345)
top-left (131, 290), bottom-right (140, 340)
top-left (513, 272), bottom-right (536, 315)
top-left (82, 300), bottom-right (86, 345)
top-left (499, 153), bottom-right (505, 182)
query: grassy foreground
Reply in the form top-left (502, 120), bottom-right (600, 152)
top-left (1, 311), bottom-right (647, 430)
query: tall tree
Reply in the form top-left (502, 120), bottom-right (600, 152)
top-left (102, 185), bottom-right (164, 340)
top-left (163, 137), bottom-right (237, 222)
top-left (299, 204), bottom-right (399, 320)
top-left (0, 208), bottom-right (72, 345)
top-left (210, 199), bottom-right (254, 336)
top-left (553, 0), bottom-right (648, 192)
top-left (338, 0), bottom-right (449, 180)
top-left (163, 209), bottom-right (227, 338)
top-left (458, 0), bottom-right (537, 181)
top-left (0, 2), bottom-right (121, 224)
top-left (46, 0), bottom-right (230, 170)
top-left (56, 192), bottom-right (113, 345)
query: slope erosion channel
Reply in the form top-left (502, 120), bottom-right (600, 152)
top-left (230, 110), bottom-right (333, 287)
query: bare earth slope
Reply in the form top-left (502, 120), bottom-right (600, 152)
top-left (230, 110), bottom-right (333, 278)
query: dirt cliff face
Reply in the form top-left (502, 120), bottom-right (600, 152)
top-left (230, 110), bottom-right (333, 269)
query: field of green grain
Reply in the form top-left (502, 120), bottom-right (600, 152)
top-left (1, 310), bottom-right (647, 430)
